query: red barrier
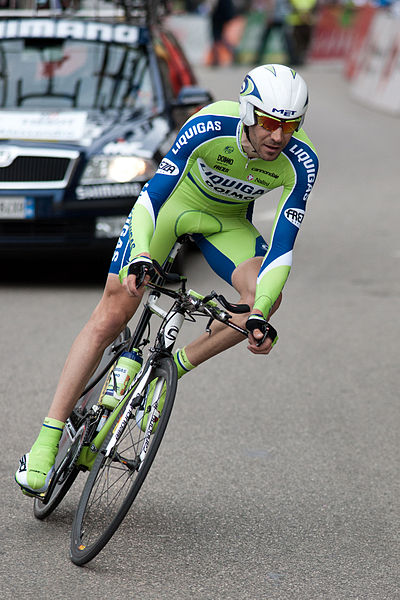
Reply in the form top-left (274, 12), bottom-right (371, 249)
top-left (309, 5), bottom-right (358, 60)
top-left (345, 5), bottom-right (376, 79)
top-left (350, 11), bottom-right (400, 115)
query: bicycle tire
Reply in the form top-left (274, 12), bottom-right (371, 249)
top-left (70, 355), bottom-right (177, 566)
top-left (33, 328), bottom-right (131, 521)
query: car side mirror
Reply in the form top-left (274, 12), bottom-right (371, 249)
top-left (172, 86), bottom-right (213, 108)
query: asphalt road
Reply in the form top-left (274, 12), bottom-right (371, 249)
top-left (1, 63), bottom-right (399, 600)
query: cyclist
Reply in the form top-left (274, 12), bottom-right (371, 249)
top-left (16, 64), bottom-right (319, 496)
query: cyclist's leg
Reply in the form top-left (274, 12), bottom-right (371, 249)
top-left (149, 199), bottom-right (238, 381)
top-left (184, 220), bottom-right (282, 366)
top-left (16, 215), bottom-right (147, 494)
top-left (132, 202), bottom-right (216, 429)
top-left (16, 201), bottom-right (189, 494)
top-left (15, 274), bottom-right (143, 495)
top-left (48, 276), bottom-right (143, 422)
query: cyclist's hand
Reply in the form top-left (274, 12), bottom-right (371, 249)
top-left (119, 255), bottom-right (155, 297)
top-left (246, 313), bottom-right (278, 355)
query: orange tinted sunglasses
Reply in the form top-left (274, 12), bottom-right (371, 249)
top-left (255, 110), bottom-right (301, 134)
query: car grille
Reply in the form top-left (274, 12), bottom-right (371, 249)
top-left (0, 147), bottom-right (79, 189)
top-left (0, 156), bottom-right (71, 183)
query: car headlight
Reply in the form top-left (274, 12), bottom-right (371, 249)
top-left (81, 155), bottom-right (157, 184)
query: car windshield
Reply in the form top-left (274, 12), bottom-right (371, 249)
top-left (0, 38), bottom-right (155, 111)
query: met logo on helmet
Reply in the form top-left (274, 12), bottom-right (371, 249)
top-left (272, 108), bottom-right (297, 117)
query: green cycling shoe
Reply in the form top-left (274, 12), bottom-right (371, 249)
top-left (15, 418), bottom-right (64, 497)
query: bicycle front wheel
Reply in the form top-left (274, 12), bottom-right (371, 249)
top-left (70, 355), bottom-right (177, 566)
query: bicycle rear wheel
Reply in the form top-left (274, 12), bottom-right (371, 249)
top-left (70, 355), bottom-right (177, 566)
top-left (33, 328), bottom-right (131, 520)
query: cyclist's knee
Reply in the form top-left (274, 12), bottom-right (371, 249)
top-left (89, 308), bottom-right (126, 346)
top-left (232, 257), bottom-right (262, 299)
top-left (238, 289), bottom-right (256, 311)
top-left (87, 276), bottom-right (139, 345)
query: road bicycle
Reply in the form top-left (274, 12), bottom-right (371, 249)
top-left (32, 235), bottom-right (277, 566)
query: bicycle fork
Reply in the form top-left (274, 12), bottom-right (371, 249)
top-left (102, 360), bottom-right (170, 472)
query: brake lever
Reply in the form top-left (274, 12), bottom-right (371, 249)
top-left (256, 323), bottom-right (278, 347)
top-left (256, 330), bottom-right (268, 347)
top-left (135, 266), bottom-right (149, 289)
top-left (205, 316), bottom-right (214, 335)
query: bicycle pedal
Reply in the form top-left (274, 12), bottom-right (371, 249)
top-left (20, 486), bottom-right (46, 500)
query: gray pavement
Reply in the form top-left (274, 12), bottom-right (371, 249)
top-left (1, 63), bottom-right (399, 599)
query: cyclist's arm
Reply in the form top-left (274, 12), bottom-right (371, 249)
top-left (117, 160), bottom-right (186, 287)
top-left (253, 140), bottom-right (319, 319)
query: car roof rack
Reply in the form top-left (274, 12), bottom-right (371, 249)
top-left (0, 0), bottom-right (170, 25)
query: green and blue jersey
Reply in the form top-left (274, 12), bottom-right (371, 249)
top-left (120, 100), bottom-right (319, 317)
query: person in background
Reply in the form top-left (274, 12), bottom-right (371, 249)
top-left (286, 0), bottom-right (317, 65)
top-left (256, 0), bottom-right (298, 64)
top-left (209, 0), bottom-right (236, 65)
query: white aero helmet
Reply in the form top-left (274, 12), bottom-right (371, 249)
top-left (239, 64), bottom-right (308, 129)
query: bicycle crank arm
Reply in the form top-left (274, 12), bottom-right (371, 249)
top-left (40, 423), bottom-right (86, 503)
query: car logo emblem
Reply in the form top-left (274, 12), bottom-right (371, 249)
top-left (0, 149), bottom-right (15, 168)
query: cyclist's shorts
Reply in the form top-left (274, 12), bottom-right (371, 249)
top-left (109, 198), bottom-right (268, 286)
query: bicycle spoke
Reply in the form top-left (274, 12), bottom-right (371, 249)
top-left (79, 417), bottom-right (144, 544)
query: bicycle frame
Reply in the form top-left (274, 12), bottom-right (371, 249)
top-left (38, 239), bottom-right (188, 502)
top-left (79, 240), bottom-right (187, 458)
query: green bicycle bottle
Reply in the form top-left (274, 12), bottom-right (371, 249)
top-left (101, 350), bottom-right (143, 410)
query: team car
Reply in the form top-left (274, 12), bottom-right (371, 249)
top-left (0, 1), bottom-right (212, 250)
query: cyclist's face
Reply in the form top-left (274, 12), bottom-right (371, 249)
top-left (249, 123), bottom-right (293, 161)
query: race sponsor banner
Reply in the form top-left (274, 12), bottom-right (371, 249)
top-left (165, 14), bottom-right (210, 65)
top-left (0, 111), bottom-right (87, 141)
top-left (345, 4), bottom-right (376, 79)
top-left (350, 12), bottom-right (400, 115)
top-left (235, 11), bottom-right (269, 65)
top-left (309, 5), bottom-right (356, 60)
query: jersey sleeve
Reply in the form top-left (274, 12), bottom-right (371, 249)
top-left (127, 111), bottom-right (229, 260)
top-left (253, 138), bottom-right (319, 318)
top-left (127, 152), bottom-right (190, 259)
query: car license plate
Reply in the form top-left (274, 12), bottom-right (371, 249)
top-left (0, 197), bottom-right (34, 219)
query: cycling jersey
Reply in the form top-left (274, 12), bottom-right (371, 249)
top-left (110, 100), bottom-right (319, 318)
